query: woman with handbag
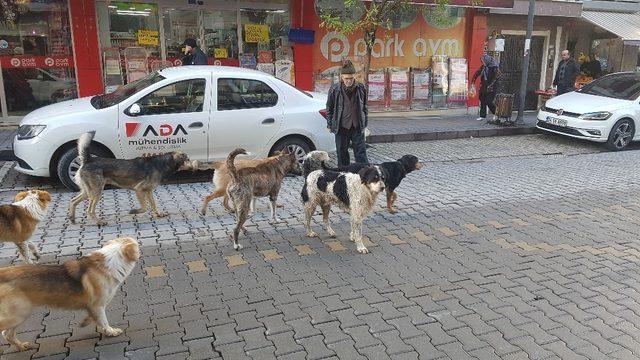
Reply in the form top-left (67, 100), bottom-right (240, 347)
top-left (470, 54), bottom-right (500, 122)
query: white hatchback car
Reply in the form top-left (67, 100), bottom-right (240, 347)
top-left (537, 71), bottom-right (640, 151)
top-left (13, 66), bottom-right (334, 190)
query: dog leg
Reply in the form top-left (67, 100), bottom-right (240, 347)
top-left (269, 194), bottom-right (281, 224)
top-left (68, 191), bottom-right (87, 223)
top-left (386, 189), bottom-right (398, 214)
top-left (129, 190), bottom-right (148, 215)
top-left (0, 295), bottom-right (33, 351)
top-left (27, 242), bottom-right (40, 262)
top-left (15, 243), bottom-right (32, 264)
top-left (146, 191), bottom-right (168, 218)
top-left (304, 200), bottom-right (319, 238)
top-left (201, 188), bottom-right (226, 215)
top-left (79, 313), bottom-right (94, 327)
top-left (321, 202), bottom-right (336, 238)
top-left (350, 217), bottom-right (369, 254)
top-left (232, 204), bottom-right (250, 250)
top-left (249, 197), bottom-right (256, 216)
top-left (88, 195), bottom-right (107, 227)
top-left (223, 194), bottom-right (236, 213)
top-left (90, 306), bottom-right (123, 337)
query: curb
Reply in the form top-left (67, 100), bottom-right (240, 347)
top-left (367, 126), bottom-right (538, 143)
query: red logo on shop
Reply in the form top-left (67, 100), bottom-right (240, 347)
top-left (10, 58), bottom-right (20, 67)
top-left (44, 57), bottom-right (54, 66)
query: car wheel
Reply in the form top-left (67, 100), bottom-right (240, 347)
top-left (270, 137), bottom-right (311, 165)
top-left (606, 119), bottom-right (635, 151)
top-left (56, 145), bottom-right (111, 191)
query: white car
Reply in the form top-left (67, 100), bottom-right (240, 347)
top-left (13, 66), bottom-right (334, 190)
top-left (537, 71), bottom-right (640, 151)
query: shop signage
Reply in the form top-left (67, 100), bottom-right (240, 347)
top-left (214, 48), bottom-right (228, 59)
top-left (138, 30), bottom-right (159, 46)
top-left (244, 24), bottom-right (269, 43)
top-left (0, 56), bottom-right (74, 68)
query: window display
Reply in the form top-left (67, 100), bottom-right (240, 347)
top-left (203, 11), bottom-right (238, 60)
top-left (240, 9), bottom-right (290, 58)
top-left (108, 2), bottom-right (160, 57)
top-left (163, 9), bottom-right (199, 60)
top-left (0, 0), bottom-right (76, 116)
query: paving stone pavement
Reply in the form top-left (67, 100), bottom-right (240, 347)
top-left (3, 134), bottom-right (640, 359)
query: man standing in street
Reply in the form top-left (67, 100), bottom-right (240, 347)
top-left (181, 38), bottom-right (207, 65)
top-left (325, 60), bottom-right (369, 167)
top-left (553, 50), bottom-right (579, 95)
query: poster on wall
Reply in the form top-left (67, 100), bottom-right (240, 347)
top-left (411, 69), bottom-right (430, 100)
top-left (431, 55), bottom-right (449, 107)
top-left (257, 62), bottom-right (275, 75)
top-left (240, 53), bottom-right (257, 69)
top-left (447, 58), bottom-right (467, 104)
top-left (389, 68), bottom-right (409, 101)
top-left (258, 50), bottom-right (273, 63)
top-left (368, 71), bottom-right (386, 102)
top-left (245, 24), bottom-right (269, 43)
top-left (275, 60), bottom-right (295, 85)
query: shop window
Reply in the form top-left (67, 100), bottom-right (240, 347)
top-left (240, 9), bottom-right (290, 62)
top-left (108, 2), bottom-right (160, 58)
top-left (0, 0), bottom-right (77, 116)
top-left (137, 79), bottom-right (206, 115)
top-left (217, 78), bottom-right (278, 110)
top-left (163, 9), bottom-right (200, 60)
top-left (203, 11), bottom-right (238, 60)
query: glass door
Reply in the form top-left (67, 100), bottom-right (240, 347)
top-left (162, 9), bottom-right (201, 60)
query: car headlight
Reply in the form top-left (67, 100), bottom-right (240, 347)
top-left (578, 112), bottom-right (612, 121)
top-left (16, 125), bottom-right (46, 140)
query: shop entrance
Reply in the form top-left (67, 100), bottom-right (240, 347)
top-left (500, 35), bottom-right (545, 111)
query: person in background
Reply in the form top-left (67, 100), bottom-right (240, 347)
top-left (181, 38), bottom-right (207, 65)
top-left (325, 60), bottom-right (369, 167)
top-left (553, 50), bottom-right (579, 95)
top-left (470, 54), bottom-right (500, 122)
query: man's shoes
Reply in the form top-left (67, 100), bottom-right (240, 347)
top-left (476, 117), bottom-right (485, 121)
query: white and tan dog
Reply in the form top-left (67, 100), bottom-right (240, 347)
top-left (0, 190), bottom-right (51, 263)
top-left (302, 166), bottom-right (385, 254)
top-left (0, 237), bottom-right (139, 353)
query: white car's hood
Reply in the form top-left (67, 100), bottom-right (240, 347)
top-left (20, 96), bottom-right (97, 125)
top-left (546, 91), bottom-right (633, 113)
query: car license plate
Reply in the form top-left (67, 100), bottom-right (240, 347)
top-left (546, 116), bottom-right (567, 127)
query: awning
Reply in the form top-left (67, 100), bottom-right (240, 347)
top-left (582, 10), bottom-right (640, 46)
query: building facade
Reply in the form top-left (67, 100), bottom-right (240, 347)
top-left (0, 0), bottom-right (518, 124)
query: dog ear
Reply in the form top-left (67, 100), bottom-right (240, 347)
top-left (121, 240), bottom-right (140, 262)
top-left (14, 191), bottom-right (28, 202)
top-left (358, 167), bottom-right (371, 184)
top-left (37, 191), bottom-right (52, 204)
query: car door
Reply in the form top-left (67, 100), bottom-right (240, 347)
top-left (210, 76), bottom-right (283, 160)
top-left (118, 76), bottom-right (211, 160)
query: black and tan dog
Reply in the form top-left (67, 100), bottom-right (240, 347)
top-left (322, 155), bottom-right (423, 213)
top-left (68, 132), bottom-right (191, 226)
top-left (226, 148), bottom-right (301, 250)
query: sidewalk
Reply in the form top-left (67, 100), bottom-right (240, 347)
top-left (0, 111), bottom-right (539, 159)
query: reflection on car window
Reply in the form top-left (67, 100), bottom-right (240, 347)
top-left (136, 79), bottom-right (207, 115)
top-left (217, 78), bottom-right (278, 111)
top-left (578, 73), bottom-right (640, 101)
top-left (92, 72), bottom-right (165, 109)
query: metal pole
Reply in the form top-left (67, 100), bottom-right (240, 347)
top-left (515, 0), bottom-right (536, 125)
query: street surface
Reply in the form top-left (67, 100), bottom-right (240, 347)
top-left (2, 133), bottom-right (640, 359)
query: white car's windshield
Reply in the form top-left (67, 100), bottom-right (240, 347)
top-left (91, 72), bottom-right (166, 109)
top-left (578, 72), bottom-right (640, 101)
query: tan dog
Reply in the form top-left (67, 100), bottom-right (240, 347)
top-left (0, 237), bottom-right (139, 353)
top-left (0, 190), bottom-right (51, 263)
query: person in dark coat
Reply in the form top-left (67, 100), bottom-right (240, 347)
top-left (325, 60), bottom-right (369, 167)
top-left (471, 54), bottom-right (500, 122)
top-left (181, 38), bottom-right (207, 65)
top-left (553, 50), bottom-right (579, 95)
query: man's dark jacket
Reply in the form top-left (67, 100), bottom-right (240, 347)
top-left (553, 59), bottom-right (579, 87)
top-left (186, 47), bottom-right (208, 65)
top-left (325, 82), bottom-right (368, 134)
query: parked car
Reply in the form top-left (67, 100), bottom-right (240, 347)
top-left (537, 71), bottom-right (640, 151)
top-left (13, 66), bottom-right (334, 190)
top-left (27, 68), bottom-right (77, 105)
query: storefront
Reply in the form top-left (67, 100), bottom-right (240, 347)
top-left (0, 0), bottom-right (515, 124)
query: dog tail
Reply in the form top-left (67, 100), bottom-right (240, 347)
top-left (77, 131), bottom-right (96, 166)
top-left (226, 148), bottom-right (247, 183)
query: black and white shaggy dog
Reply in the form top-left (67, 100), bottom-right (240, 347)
top-left (322, 155), bottom-right (423, 213)
top-left (302, 166), bottom-right (385, 254)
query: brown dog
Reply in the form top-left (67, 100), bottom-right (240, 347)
top-left (200, 150), bottom-right (330, 215)
top-left (0, 237), bottom-right (139, 353)
top-left (0, 190), bottom-right (51, 263)
top-left (226, 148), bottom-right (301, 250)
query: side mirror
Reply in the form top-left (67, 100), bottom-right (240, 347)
top-left (127, 103), bottom-right (142, 116)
